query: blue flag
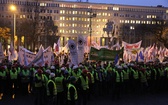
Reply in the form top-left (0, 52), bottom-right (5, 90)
top-left (135, 53), bottom-right (138, 62)
top-left (139, 51), bottom-right (144, 60)
top-left (114, 54), bottom-right (119, 65)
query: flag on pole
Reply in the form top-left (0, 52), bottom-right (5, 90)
top-left (68, 39), bottom-right (78, 66)
top-left (114, 54), bottom-right (119, 65)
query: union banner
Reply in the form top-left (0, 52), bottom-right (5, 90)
top-left (89, 47), bottom-right (124, 61)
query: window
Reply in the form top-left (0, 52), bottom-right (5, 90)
top-left (113, 7), bottom-right (119, 11)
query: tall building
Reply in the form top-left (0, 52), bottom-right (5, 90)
top-left (0, 0), bottom-right (168, 49)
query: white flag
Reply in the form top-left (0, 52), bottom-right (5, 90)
top-left (68, 39), bottom-right (78, 66)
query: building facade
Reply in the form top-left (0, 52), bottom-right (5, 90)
top-left (0, 0), bottom-right (168, 49)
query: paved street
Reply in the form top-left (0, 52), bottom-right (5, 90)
top-left (1, 90), bottom-right (168, 105)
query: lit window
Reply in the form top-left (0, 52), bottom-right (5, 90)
top-left (60, 30), bottom-right (62, 33)
top-left (23, 15), bottom-right (26, 18)
top-left (113, 7), bottom-right (119, 11)
top-left (60, 23), bottom-right (62, 27)
top-left (62, 17), bottom-right (65, 20)
top-left (72, 30), bottom-right (75, 33)
top-left (166, 10), bottom-right (168, 13)
top-left (152, 21), bottom-right (156, 24)
top-left (136, 20), bottom-right (140, 24)
top-left (147, 15), bottom-right (151, 18)
top-left (72, 23), bottom-right (75, 27)
top-left (40, 3), bottom-right (46, 6)
top-left (130, 26), bottom-right (135, 30)
top-left (147, 21), bottom-right (151, 24)
top-left (152, 15), bottom-right (156, 18)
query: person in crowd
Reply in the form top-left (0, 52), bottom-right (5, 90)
top-left (46, 73), bottom-right (57, 105)
top-left (67, 76), bottom-right (78, 105)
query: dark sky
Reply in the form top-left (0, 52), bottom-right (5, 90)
top-left (63, 0), bottom-right (168, 7)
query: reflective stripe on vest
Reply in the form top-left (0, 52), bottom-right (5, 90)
top-left (10, 70), bottom-right (18, 79)
top-left (80, 76), bottom-right (89, 90)
top-left (35, 74), bottom-right (44, 87)
top-left (22, 70), bottom-right (30, 76)
top-left (67, 84), bottom-right (77, 101)
top-left (140, 72), bottom-right (147, 83)
top-left (55, 77), bottom-right (64, 92)
top-left (72, 71), bottom-right (80, 80)
top-left (122, 70), bottom-right (129, 80)
top-left (0, 71), bottom-right (6, 77)
top-left (87, 72), bottom-right (94, 83)
top-left (116, 71), bottom-right (123, 82)
top-left (133, 70), bottom-right (139, 79)
top-left (46, 79), bottom-right (57, 96)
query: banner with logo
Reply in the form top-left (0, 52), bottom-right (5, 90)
top-left (89, 47), bottom-right (124, 61)
top-left (19, 46), bottom-right (36, 66)
top-left (68, 39), bottom-right (78, 65)
top-left (122, 40), bottom-right (142, 54)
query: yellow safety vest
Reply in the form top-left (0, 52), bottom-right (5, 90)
top-left (10, 70), bottom-right (18, 80)
top-left (140, 71), bottom-right (147, 83)
top-left (46, 79), bottom-right (57, 96)
top-left (80, 76), bottom-right (89, 90)
top-left (67, 83), bottom-right (77, 101)
top-left (35, 74), bottom-right (44, 87)
top-left (55, 77), bottom-right (64, 92)
top-left (116, 71), bottom-right (123, 82)
top-left (0, 71), bottom-right (6, 79)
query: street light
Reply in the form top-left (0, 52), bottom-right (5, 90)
top-left (88, 9), bottom-right (96, 45)
top-left (10, 5), bottom-right (16, 48)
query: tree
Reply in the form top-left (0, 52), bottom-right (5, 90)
top-left (140, 19), bottom-right (168, 48)
top-left (17, 1), bottom-right (59, 51)
top-left (43, 19), bottom-right (59, 47)
top-left (0, 20), bottom-right (11, 50)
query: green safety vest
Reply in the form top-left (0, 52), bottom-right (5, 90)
top-left (10, 70), bottom-right (18, 79)
top-left (153, 69), bottom-right (157, 80)
top-left (67, 83), bottom-right (78, 101)
top-left (72, 71), bottom-right (80, 80)
top-left (159, 69), bottom-right (164, 77)
top-left (140, 71), bottom-right (147, 83)
top-left (35, 74), bottom-right (44, 87)
top-left (22, 70), bottom-right (30, 76)
top-left (46, 79), bottom-right (57, 96)
top-left (55, 76), bottom-right (64, 92)
top-left (0, 71), bottom-right (6, 79)
top-left (80, 76), bottom-right (89, 90)
top-left (133, 70), bottom-right (139, 79)
top-left (116, 71), bottom-right (123, 82)
top-left (122, 70), bottom-right (129, 80)
top-left (87, 72), bottom-right (94, 83)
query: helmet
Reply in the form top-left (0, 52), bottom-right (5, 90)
top-left (73, 65), bottom-right (78, 70)
top-left (50, 65), bottom-right (55, 70)
top-left (50, 73), bottom-right (55, 78)
top-left (45, 69), bottom-right (51, 74)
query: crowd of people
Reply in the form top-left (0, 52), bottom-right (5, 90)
top-left (1, 58), bottom-right (168, 105)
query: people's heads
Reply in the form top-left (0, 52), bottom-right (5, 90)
top-left (69, 76), bottom-right (76, 83)
top-left (64, 70), bottom-right (69, 76)
top-left (73, 65), bottom-right (78, 71)
top-left (82, 69), bottom-right (88, 76)
top-left (116, 65), bottom-right (123, 72)
top-left (45, 69), bottom-right (51, 75)
top-left (37, 69), bottom-right (43, 75)
top-left (50, 73), bottom-right (55, 79)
